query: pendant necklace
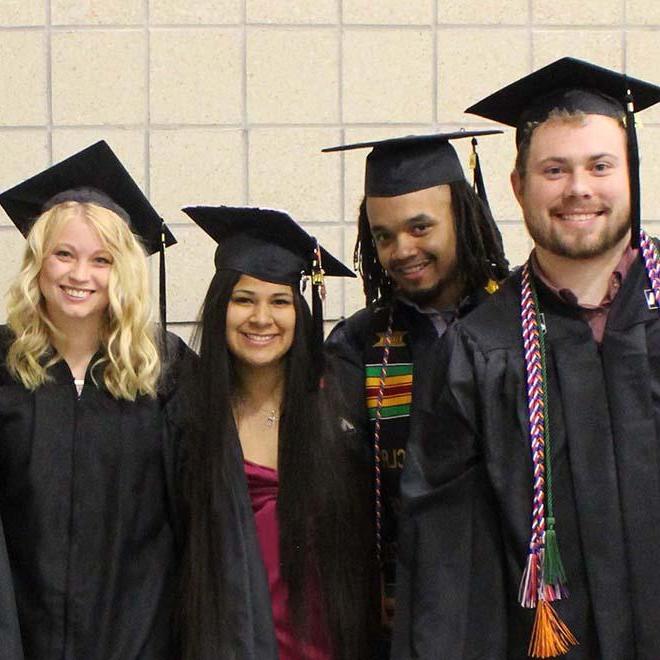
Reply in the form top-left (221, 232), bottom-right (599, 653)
top-left (234, 396), bottom-right (280, 429)
top-left (264, 408), bottom-right (279, 428)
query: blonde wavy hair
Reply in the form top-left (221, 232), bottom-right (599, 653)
top-left (5, 200), bottom-right (161, 400)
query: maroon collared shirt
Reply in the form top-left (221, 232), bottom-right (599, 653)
top-left (530, 245), bottom-right (639, 343)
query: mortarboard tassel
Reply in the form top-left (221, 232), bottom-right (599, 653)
top-left (625, 83), bottom-right (641, 249)
top-left (310, 239), bottom-right (326, 388)
top-left (159, 223), bottom-right (169, 359)
top-left (469, 137), bottom-right (490, 207)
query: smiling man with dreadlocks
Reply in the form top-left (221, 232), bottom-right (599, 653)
top-left (322, 130), bottom-right (509, 656)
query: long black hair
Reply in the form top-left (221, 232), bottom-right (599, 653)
top-left (354, 179), bottom-right (510, 306)
top-left (181, 269), bottom-right (377, 660)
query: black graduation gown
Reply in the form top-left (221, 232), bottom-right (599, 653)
top-left (393, 258), bottom-right (660, 660)
top-left (326, 299), bottom-right (460, 660)
top-left (0, 513), bottom-right (24, 659)
top-left (0, 329), bottom-right (192, 660)
top-left (325, 299), bottom-right (440, 570)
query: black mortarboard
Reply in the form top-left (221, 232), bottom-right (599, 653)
top-left (0, 140), bottom-right (175, 255)
top-left (182, 205), bottom-right (354, 284)
top-left (465, 57), bottom-right (660, 247)
top-left (322, 130), bottom-right (502, 199)
top-left (0, 140), bottom-right (175, 331)
top-left (182, 206), bottom-right (355, 383)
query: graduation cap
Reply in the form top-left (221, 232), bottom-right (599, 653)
top-left (465, 57), bottom-right (660, 248)
top-left (0, 140), bottom-right (175, 331)
top-left (322, 130), bottom-right (503, 205)
top-left (182, 206), bottom-right (355, 383)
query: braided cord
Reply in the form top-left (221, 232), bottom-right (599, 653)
top-left (528, 268), bottom-right (568, 603)
top-left (640, 230), bottom-right (660, 304)
top-left (372, 305), bottom-right (395, 565)
top-left (519, 263), bottom-right (547, 607)
top-left (528, 278), bottom-right (554, 521)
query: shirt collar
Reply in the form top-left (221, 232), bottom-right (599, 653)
top-left (397, 295), bottom-right (455, 336)
top-left (530, 244), bottom-right (638, 310)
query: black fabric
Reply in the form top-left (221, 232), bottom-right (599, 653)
top-left (0, 514), bottom-right (23, 659)
top-left (393, 256), bottom-right (660, 659)
top-left (0, 328), bottom-right (194, 660)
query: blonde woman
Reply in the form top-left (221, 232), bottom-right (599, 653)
top-left (0, 142), bottom-right (192, 659)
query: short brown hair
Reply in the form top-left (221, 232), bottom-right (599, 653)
top-left (514, 107), bottom-right (625, 178)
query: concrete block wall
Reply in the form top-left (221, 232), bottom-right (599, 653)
top-left (0, 1), bottom-right (658, 341)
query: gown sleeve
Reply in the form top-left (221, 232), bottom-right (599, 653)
top-left (0, 513), bottom-right (23, 659)
top-left (0, 331), bottom-right (25, 659)
top-left (392, 325), bottom-right (508, 660)
top-left (324, 314), bottom-right (371, 442)
top-left (160, 332), bottom-right (199, 552)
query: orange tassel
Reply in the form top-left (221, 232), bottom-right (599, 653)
top-left (528, 599), bottom-right (578, 658)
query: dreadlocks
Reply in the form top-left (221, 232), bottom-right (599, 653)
top-left (354, 179), bottom-right (509, 306)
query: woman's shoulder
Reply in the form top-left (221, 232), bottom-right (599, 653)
top-left (0, 326), bottom-right (24, 388)
top-left (0, 326), bottom-right (14, 370)
top-left (0, 325), bottom-right (14, 353)
top-left (158, 331), bottom-right (198, 399)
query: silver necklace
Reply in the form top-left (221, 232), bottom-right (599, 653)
top-left (234, 397), bottom-right (280, 428)
top-left (264, 409), bottom-right (279, 428)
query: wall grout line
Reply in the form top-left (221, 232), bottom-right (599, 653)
top-left (242, 0), bottom-right (249, 205)
top-left (337, 0), bottom-right (347, 314)
top-left (7, 21), bottom-right (656, 32)
top-left (45, 0), bottom-right (53, 162)
top-left (433, 0), bottom-right (439, 125)
top-left (528, 0), bottom-right (534, 70)
top-left (144, 0), bottom-right (151, 198)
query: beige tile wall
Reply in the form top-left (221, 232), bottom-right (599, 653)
top-left (0, 0), bottom-right (658, 337)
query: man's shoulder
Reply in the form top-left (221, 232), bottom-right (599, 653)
top-left (326, 299), bottom-right (437, 348)
top-left (326, 302), bottom-right (392, 347)
top-left (457, 270), bottom-right (525, 351)
top-left (337, 304), bottom-right (383, 331)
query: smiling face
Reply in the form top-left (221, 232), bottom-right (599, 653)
top-left (225, 274), bottom-right (296, 371)
top-left (512, 113), bottom-right (631, 261)
top-left (366, 184), bottom-right (461, 309)
top-left (38, 211), bottom-right (112, 331)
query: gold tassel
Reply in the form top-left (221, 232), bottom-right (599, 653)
top-left (528, 600), bottom-right (578, 658)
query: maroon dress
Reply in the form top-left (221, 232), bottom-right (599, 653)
top-left (244, 459), bottom-right (332, 660)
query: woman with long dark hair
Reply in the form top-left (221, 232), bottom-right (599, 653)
top-left (0, 142), bottom-right (192, 659)
top-left (180, 206), bottom-right (378, 660)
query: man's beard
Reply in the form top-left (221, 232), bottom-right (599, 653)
top-left (396, 264), bottom-right (462, 308)
top-left (523, 206), bottom-right (630, 260)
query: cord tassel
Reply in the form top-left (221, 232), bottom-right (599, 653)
top-left (528, 600), bottom-right (578, 658)
top-left (518, 549), bottom-right (540, 608)
top-left (543, 519), bottom-right (568, 598)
